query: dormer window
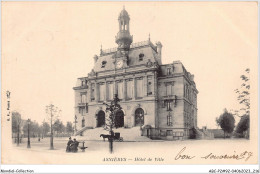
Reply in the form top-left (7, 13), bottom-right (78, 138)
top-left (167, 68), bottom-right (171, 75)
top-left (139, 53), bottom-right (144, 61)
top-left (101, 61), bottom-right (107, 68)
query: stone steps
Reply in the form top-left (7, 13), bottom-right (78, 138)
top-left (75, 126), bottom-right (151, 142)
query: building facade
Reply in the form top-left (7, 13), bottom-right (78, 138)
top-left (73, 8), bottom-right (198, 140)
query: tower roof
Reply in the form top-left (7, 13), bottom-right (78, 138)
top-left (118, 6), bottom-right (130, 20)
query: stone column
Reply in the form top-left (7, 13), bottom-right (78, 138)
top-left (143, 76), bottom-right (147, 97)
top-left (154, 72), bottom-right (158, 129)
top-left (133, 77), bottom-right (137, 100)
top-left (105, 81), bottom-right (108, 101)
top-left (87, 82), bottom-right (91, 102)
top-left (154, 72), bottom-right (158, 98)
top-left (123, 79), bottom-right (127, 101)
top-left (112, 78), bottom-right (117, 99)
top-left (95, 82), bottom-right (99, 102)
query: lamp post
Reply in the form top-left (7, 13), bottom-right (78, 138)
top-left (74, 115), bottom-right (78, 135)
top-left (42, 119), bottom-right (45, 139)
top-left (27, 119), bottom-right (31, 148)
top-left (17, 118), bottom-right (21, 146)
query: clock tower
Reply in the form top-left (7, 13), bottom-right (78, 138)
top-left (114, 6), bottom-right (133, 69)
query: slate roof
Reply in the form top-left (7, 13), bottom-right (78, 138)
top-left (93, 41), bottom-right (159, 73)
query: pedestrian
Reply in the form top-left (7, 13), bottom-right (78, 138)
top-left (66, 137), bottom-right (73, 152)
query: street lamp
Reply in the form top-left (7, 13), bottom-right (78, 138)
top-left (27, 119), bottom-right (31, 148)
top-left (74, 115), bottom-right (78, 135)
top-left (16, 117), bottom-right (21, 146)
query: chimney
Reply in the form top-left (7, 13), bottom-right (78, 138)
top-left (191, 75), bottom-right (194, 81)
top-left (93, 55), bottom-right (98, 63)
top-left (156, 42), bottom-right (162, 64)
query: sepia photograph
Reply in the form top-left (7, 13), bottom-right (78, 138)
top-left (1, 1), bottom-right (259, 171)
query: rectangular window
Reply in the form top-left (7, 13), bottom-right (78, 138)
top-left (80, 94), bottom-right (86, 103)
top-left (126, 79), bottom-right (133, 99)
top-left (166, 100), bottom-right (172, 111)
top-left (99, 83), bottom-right (105, 101)
top-left (86, 103), bottom-right (88, 113)
top-left (166, 84), bottom-right (172, 96)
top-left (147, 76), bottom-right (153, 95)
top-left (167, 115), bottom-right (172, 126)
top-left (167, 68), bottom-right (171, 75)
top-left (160, 130), bottom-right (166, 137)
top-left (166, 130), bottom-right (173, 136)
top-left (91, 83), bottom-right (95, 101)
top-left (136, 78), bottom-right (143, 98)
top-left (107, 82), bottom-right (114, 100)
top-left (117, 81), bottom-right (123, 99)
top-left (162, 100), bottom-right (166, 108)
top-left (79, 107), bottom-right (85, 115)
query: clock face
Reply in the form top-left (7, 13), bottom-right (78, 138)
top-left (116, 60), bottom-right (124, 69)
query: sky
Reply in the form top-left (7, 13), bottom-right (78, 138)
top-left (2, 2), bottom-right (258, 128)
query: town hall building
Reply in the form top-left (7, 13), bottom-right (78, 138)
top-left (73, 8), bottom-right (198, 140)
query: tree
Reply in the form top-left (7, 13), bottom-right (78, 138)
top-left (235, 115), bottom-right (250, 138)
top-left (53, 119), bottom-right (61, 134)
top-left (66, 122), bottom-right (73, 134)
top-left (12, 112), bottom-right (21, 134)
top-left (45, 104), bottom-right (61, 150)
top-left (42, 122), bottom-right (50, 137)
top-left (233, 68), bottom-right (250, 138)
top-left (31, 121), bottom-right (40, 137)
top-left (22, 121), bottom-right (40, 137)
top-left (216, 109), bottom-right (235, 138)
top-left (60, 122), bottom-right (65, 134)
top-left (12, 112), bottom-right (22, 145)
top-left (234, 68), bottom-right (250, 117)
top-left (103, 94), bottom-right (122, 153)
top-left (53, 119), bottom-right (66, 136)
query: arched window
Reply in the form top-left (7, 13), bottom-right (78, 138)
top-left (135, 108), bottom-right (144, 126)
top-left (139, 53), bottom-right (144, 61)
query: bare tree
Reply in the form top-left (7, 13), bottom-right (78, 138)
top-left (233, 68), bottom-right (250, 138)
top-left (45, 104), bottom-right (61, 150)
top-left (12, 111), bottom-right (22, 145)
top-left (233, 68), bottom-right (250, 117)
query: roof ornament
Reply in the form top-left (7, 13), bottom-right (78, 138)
top-left (100, 44), bottom-right (103, 55)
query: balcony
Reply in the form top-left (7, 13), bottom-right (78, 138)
top-left (78, 102), bottom-right (87, 107)
top-left (73, 85), bottom-right (88, 90)
top-left (163, 95), bottom-right (176, 99)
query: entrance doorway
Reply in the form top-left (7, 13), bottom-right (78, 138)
top-left (135, 108), bottom-right (144, 126)
top-left (115, 110), bottom-right (124, 128)
top-left (97, 110), bottom-right (105, 127)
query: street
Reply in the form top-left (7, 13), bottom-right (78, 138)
top-left (3, 137), bottom-right (254, 165)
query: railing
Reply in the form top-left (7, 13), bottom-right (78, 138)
top-left (78, 103), bottom-right (86, 107)
top-left (102, 47), bottom-right (117, 54)
top-left (73, 85), bottom-right (88, 90)
top-left (101, 40), bottom-right (158, 55)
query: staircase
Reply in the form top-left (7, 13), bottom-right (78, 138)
top-left (75, 126), bottom-right (152, 142)
top-left (196, 127), bottom-right (214, 139)
top-left (75, 126), bottom-right (92, 136)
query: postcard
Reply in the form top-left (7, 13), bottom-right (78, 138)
top-left (1, 1), bottom-right (258, 166)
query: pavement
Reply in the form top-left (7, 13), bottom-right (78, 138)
top-left (4, 137), bottom-right (253, 165)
